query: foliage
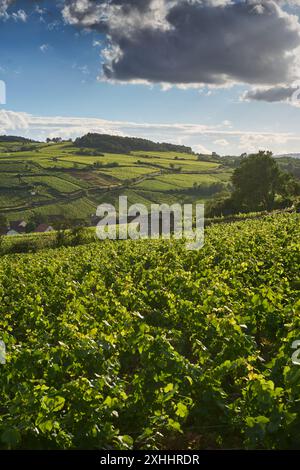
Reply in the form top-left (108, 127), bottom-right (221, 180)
top-left (209, 152), bottom-right (299, 216)
top-left (75, 133), bottom-right (192, 154)
top-left (0, 213), bottom-right (299, 449)
top-left (232, 151), bottom-right (296, 211)
top-left (0, 135), bottom-right (37, 144)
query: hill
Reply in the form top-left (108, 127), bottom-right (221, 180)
top-left (0, 135), bottom-right (37, 143)
top-left (0, 139), bottom-right (226, 228)
top-left (74, 133), bottom-right (193, 154)
top-left (275, 153), bottom-right (300, 159)
top-left (0, 138), bottom-right (298, 230)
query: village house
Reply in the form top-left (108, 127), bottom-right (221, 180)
top-left (6, 229), bottom-right (19, 236)
top-left (8, 220), bottom-right (27, 234)
top-left (34, 224), bottom-right (54, 233)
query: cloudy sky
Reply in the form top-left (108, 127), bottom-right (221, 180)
top-left (1, 0), bottom-right (300, 154)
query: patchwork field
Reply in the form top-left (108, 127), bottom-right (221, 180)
top-left (1, 139), bottom-right (298, 228)
top-left (0, 140), bottom-right (230, 225)
top-left (134, 172), bottom-right (231, 191)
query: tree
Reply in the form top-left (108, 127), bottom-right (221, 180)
top-left (31, 212), bottom-right (48, 226)
top-left (278, 171), bottom-right (300, 198)
top-left (56, 229), bottom-right (67, 248)
top-left (0, 214), bottom-right (7, 229)
top-left (25, 221), bottom-right (36, 233)
top-left (74, 133), bottom-right (192, 154)
top-left (70, 226), bottom-right (85, 246)
top-left (232, 151), bottom-right (286, 211)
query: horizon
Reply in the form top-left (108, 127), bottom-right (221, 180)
top-left (1, 132), bottom-right (300, 157)
top-left (1, 1), bottom-right (300, 155)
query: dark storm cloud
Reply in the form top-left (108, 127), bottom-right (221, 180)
top-left (243, 85), bottom-right (299, 102)
top-left (2, 1), bottom-right (300, 92)
top-left (62, 1), bottom-right (300, 87)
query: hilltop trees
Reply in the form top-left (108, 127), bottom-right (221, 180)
top-left (74, 133), bottom-right (192, 154)
top-left (0, 136), bottom-right (36, 143)
top-left (209, 151), bottom-right (299, 215)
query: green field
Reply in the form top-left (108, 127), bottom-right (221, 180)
top-left (101, 166), bottom-right (158, 180)
top-left (0, 213), bottom-right (299, 449)
top-left (0, 140), bottom-right (296, 227)
top-left (6, 197), bottom-right (97, 223)
top-left (21, 175), bottom-right (82, 194)
top-left (134, 172), bottom-right (231, 191)
top-left (0, 141), bottom-right (228, 224)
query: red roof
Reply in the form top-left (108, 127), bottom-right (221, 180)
top-left (34, 224), bottom-right (53, 233)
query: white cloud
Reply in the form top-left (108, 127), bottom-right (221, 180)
top-left (1, 109), bottom-right (300, 155)
top-left (12, 9), bottom-right (27, 22)
top-left (40, 44), bottom-right (50, 53)
top-left (238, 132), bottom-right (296, 153)
top-left (0, 0), bottom-right (13, 18)
top-left (193, 143), bottom-right (212, 154)
top-left (35, 5), bottom-right (46, 16)
top-left (93, 39), bottom-right (102, 47)
top-left (214, 139), bottom-right (230, 146)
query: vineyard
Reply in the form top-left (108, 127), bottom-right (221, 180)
top-left (0, 213), bottom-right (299, 449)
top-left (0, 140), bottom-right (228, 224)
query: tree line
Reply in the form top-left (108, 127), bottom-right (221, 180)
top-left (209, 151), bottom-right (300, 216)
top-left (74, 133), bottom-right (192, 154)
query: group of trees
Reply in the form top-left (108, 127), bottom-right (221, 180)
top-left (192, 181), bottom-right (225, 196)
top-left (209, 151), bottom-right (300, 216)
top-left (75, 133), bottom-right (192, 154)
top-left (46, 137), bottom-right (62, 143)
top-left (75, 149), bottom-right (104, 157)
top-left (46, 137), bottom-right (72, 144)
top-left (0, 135), bottom-right (35, 143)
top-left (91, 161), bottom-right (119, 169)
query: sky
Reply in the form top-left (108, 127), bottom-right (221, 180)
top-left (1, 0), bottom-right (300, 155)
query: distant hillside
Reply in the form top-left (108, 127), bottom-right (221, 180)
top-left (74, 133), bottom-right (192, 154)
top-left (0, 135), bottom-right (37, 143)
top-left (275, 153), bottom-right (300, 159)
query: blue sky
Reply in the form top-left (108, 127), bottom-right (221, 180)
top-left (1, 0), bottom-right (300, 155)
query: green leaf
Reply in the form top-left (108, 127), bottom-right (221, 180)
top-left (41, 396), bottom-right (65, 413)
top-left (164, 383), bottom-right (174, 393)
top-left (38, 420), bottom-right (54, 433)
top-left (168, 419), bottom-right (182, 433)
top-left (175, 402), bottom-right (188, 418)
top-left (103, 396), bottom-right (113, 407)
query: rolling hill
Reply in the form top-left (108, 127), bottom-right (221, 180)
top-left (0, 137), bottom-right (229, 228)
